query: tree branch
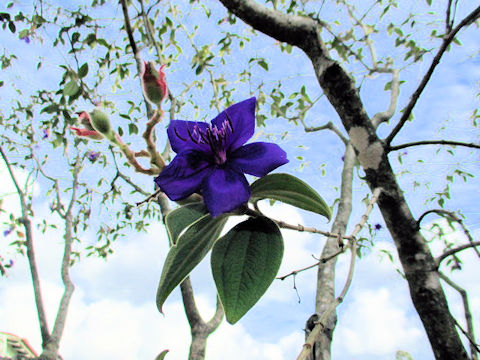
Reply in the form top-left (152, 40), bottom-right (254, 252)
top-left (389, 140), bottom-right (480, 152)
top-left (436, 242), bottom-right (480, 268)
top-left (418, 209), bottom-right (480, 259)
top-left (297, 188), bottom-right (382, 360)
top-left (439, 272), bottom-right (479, 360)
top-left (300, 119), bottom-right (348, 145)
top-left (385, 5), bottom-right (480, 145)
top-left (44, 155), bottom-right (82, 358)
top-left (372, 69), bottom-right (400, 128)
top-left (119, 0), bottom-right (154, 119)
top-left (0, 146), bottom-right (51, 347)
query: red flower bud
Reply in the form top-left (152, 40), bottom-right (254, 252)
top-left (141, 61), bottom-right (168, 106)
top-left (70, 126), bottom-right (104, 140)
top-left (70, 112), bottom-right (104, 140)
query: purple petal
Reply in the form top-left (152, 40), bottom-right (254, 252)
top-left (211, 97), bottom-right (256, 151)
top-left (167, 120), bottom-right (211, 154)
top-left (229, 142), bottom-right (288, 177)
top-left (155, 151), bottom-right (213, 201)
top-left (202, 167), bottom-right (250, 217)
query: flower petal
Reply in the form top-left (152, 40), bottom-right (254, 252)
top-left (211, 97), bottom-right (256, 151)
top-left (229, 142), bottom-right (288, 177)
top-left (155, 151), bottom-right (213, 201)
top-left (167, 120), bottom-right (212, 154)
top-left (202, 167), bottom-right (250, 217)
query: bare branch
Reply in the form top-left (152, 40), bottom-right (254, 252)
top-left (297, 188), bottom-right (382, 360)
top-left (180, 277), bottom-right (204, 328)
top-left (0, 146), bottom-right (51, 346)
top-left (389, 140), bottom-right (480, 152)
top-left (300, 119), bottom-right (348, 145)
top-left (119, 0), bottom-right (154, 118)
top-left (386, 5), bottom-right (480, 145)
top-left (436, 242), bottom-right (480, 268)
top-left (372, 69), bottom-right (400, 127)
top-left (205, 297), bottom-right (224, 334)
top-left (418, 209), bottom-right (480, 259)
top-left (277, 247), bottom-right (346, 281)
top-left (142, 109), bottom-right (166, 171)
top-left (439, 272), bottom-right (479, 359)
top-left (50, 155), bottom-right (82, 348)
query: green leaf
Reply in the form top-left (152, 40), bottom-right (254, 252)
top-left (250, 173), bottom-right (331, 220)
top-left (155, 350), bottom-right (169, 360)
top-left (8, 21), bottom-right (16, 33)
top-left (63, 80), bottom-right (80, 96)
top-left (156, 214), bottom-right (228, 313)
top-left (78, 63), bottom-right (89, 78)
top-left (41, 104), bottom-right (59, 114)
top-left (258, 60), bottom-right (269, 71)
top-left (165, 202), bottom-right (207, 245)
top-left (211, 216), bottom-right (283, 324)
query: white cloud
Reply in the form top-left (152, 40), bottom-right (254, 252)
top-left (335, 287), bottom-right (423, 357)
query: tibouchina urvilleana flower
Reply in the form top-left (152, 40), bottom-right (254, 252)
top-left (154, 97), bottom-right (288, 217)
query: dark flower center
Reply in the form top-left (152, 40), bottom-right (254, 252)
top-left (175, 115), bottom-right (233, 165)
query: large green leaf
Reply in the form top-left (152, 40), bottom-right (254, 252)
top-left (250, 173), bottom-right (331, 220)
top-left (156, 214), bottom-right (227, 313)
top-left (165, 202), bottom-right (207, 245)
top-left (211, 216), bottom-right (283, 324)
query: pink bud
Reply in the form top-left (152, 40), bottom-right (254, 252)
top-left (70, 126), bottom-right (104, 140)
top-left (70, 111), bottom-right (104, 140)
top-left (141, 61), bottom-right (168, 106)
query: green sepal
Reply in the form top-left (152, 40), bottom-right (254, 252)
top-left (90, 109), bottom-right (112, 136)
top-left (211, 216), bottom-right (283, 324)
top-left (156, 214), bottom-right (228, 313)
top-left (250, 173), bottom-right (331, 220)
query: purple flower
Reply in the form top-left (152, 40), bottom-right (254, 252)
top-left (154, 97), bottom-right (288, 217)
top-left (42, 129), bottom-right (50, 139)
top-left (374, 223), bottom-right (382, 230)
top-left (3, 228), bottom-right (13, 237)
top-left (21, 36), bottom-right (30, 44)
top-left (87, 151), bottom-right (100, 162)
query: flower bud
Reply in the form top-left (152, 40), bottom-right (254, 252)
top-left (141, 61), bottom-right (168, 106)
top-left (70, 111), bottom-right (103, 140)
top-left (90, 109), bottom-right (112, 136)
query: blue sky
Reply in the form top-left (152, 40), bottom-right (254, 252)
top-left (1, 1), bottom-right (479, 359)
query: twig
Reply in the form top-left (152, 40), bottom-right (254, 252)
top-left (275, 220), bottom-right (351, 239)
top-left (418, 209), bottom-right (480, 258)
top-left (386, 5), bottom-right (480, 145)
top-left (389, 140), bottom-right (480, 152)
top-left (142, 109), bottom-right (166, 171)
top-left (439, 272), bottom-right (479, 359)
top-left (110, 149), bottom-right (150, 197)
top-left (119, 0), bottom-right (154, 119)
top-left (300, 119), bottom-right (348, 145)
top-left (114, 135), bottom-right (159, 175)
top-left (436, 242), bottom-right (480, 268)
top-left (296, 188), bottom-right (382, 360)
top-left (277, 247), bottom-right (347, 280)
top-left (372, 69), bottom-right (400, 128)
top-left (136, 188), bottom-right (162, 206)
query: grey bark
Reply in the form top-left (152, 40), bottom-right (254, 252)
top-left (311, 144), bottom-right (355, 360)
top-left (180, 277), bottom-right (224, 360)
top-left (217, 1), bottom-right (470, 359)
